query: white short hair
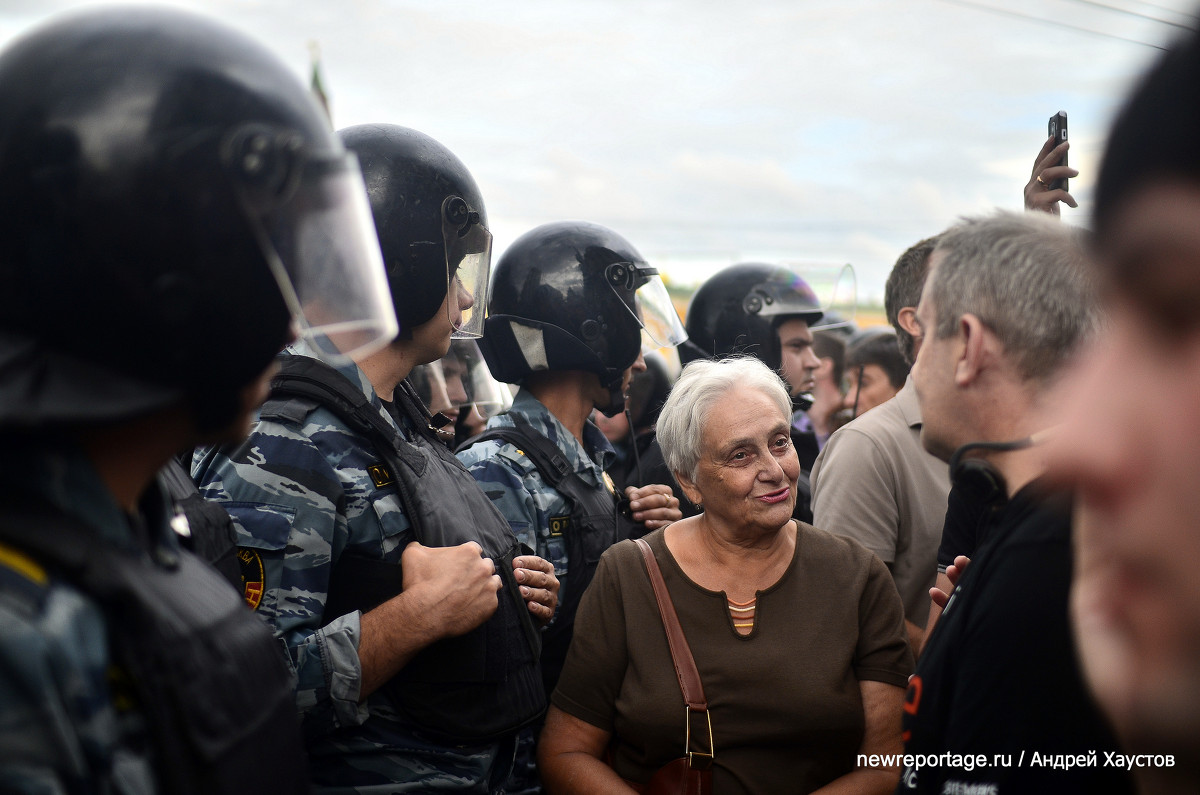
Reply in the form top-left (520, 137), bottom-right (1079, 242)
top-left (656, 356), bottom-right (792, 483)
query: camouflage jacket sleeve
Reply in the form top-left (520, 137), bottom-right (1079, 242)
top-left (457, 440), bottom-right (573, 589)
top-left (193, 408), bottom-right (414, 739)
top-left (0, 546), bottom-right (157, 793)
top-left (457, 441), bottom-right (538, 547)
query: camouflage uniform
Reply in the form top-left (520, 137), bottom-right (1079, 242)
top-left (192, 340), bottom-right (511, 793)
top-left (456, 389), bottom-right (618, 620)
top-left (456, 389), bottom-right (619, 795)
top-left (0, 441), bottom-right (159, 793)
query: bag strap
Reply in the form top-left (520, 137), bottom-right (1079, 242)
top-left (633, 537), bottom-right (714, 771)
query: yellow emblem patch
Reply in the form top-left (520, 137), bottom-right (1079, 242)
top-left (0, 541), bottom-right (46, 585)
top-left (368, 464), bottom-right (394, 488)
top-left (602, 471), bottom-right (619, 497)
top-left (237, 548), bottom-right (265, 610)
top-left (549, 515), bottom-right (571, 537)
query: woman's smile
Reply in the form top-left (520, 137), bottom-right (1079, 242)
top-left (758, 486), bottom-right (791, 505)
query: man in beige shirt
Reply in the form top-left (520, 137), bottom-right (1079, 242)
top-left (810, 236), bottom-right (950, 654)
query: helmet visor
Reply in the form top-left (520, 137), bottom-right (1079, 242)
top-left (776, 262), bottom-right (858, 329)
top-left (413, 339), bottom-right (512, 418)
top-left (628, 268), bottom-right (688, 351)
top-left (749, 266), bottom-right (823, 320)
top-left (250, 151), bottom-right (398, 363)
top-left (441, 196), bottom-right (492, 340)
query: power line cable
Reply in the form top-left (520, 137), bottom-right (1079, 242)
top-left (1119, 0), bottom-right (1199, 19)
top-left (1059, 0), bottom-right (1195, 31)
top-left (938, 0), bottom-right (1170, 49)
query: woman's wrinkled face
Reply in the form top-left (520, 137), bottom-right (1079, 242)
top-left (680, 384), bottom-right (800, 533)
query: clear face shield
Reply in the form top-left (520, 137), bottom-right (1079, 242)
top-left (605, 262), bottom-right (689, 353)
top-left (228, 130), bottom-right (398, 364)
top-left (411, 339), bottom-right (513, 440)
top-left (441, 196), bottom-right (492, 340)
top-left (764, 263), bottom-right (858, 329)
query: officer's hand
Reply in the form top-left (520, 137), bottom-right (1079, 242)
top-left (401, 541), bottom-right (500, 638)
top-left (626, 484), bottom-right (682, 530)
top-left (513, 555), bottom-right (559, 626)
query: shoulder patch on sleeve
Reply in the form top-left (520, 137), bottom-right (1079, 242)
top-left (0, 541), bottom-right (47, 586)
top-left (496, 443), bottom-right (538, 473)
top-left (237, 547), bottom-right (264, 610)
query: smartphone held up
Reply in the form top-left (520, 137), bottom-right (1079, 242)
top-left (1048, 111), bottom-right (1068, 192)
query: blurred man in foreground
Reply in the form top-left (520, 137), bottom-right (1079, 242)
top-left (1048, 24), bottom-right (1200, 794)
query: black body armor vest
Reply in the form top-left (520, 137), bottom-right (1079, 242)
top-left (159, 457), bottom-right (243, 591)
top-left (459, 413), bottom-right (639, 696)
top-left (261, 355), bottom-right (545, 744)
top-left (0, 493), bottom-right (310, 794)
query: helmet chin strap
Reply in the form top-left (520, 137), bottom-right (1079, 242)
top-left (597, 372), bottom-right (628, 418)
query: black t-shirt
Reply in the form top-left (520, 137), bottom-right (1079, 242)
top-left (935, 481), bottom-right (1000, 570)
top-left (900, 481), bottom-right (1135, 794)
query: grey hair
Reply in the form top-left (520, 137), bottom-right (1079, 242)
top-left (656, 356), bottom-right (792, 484)
top-left (928, 212), bottom-right (1099, 383)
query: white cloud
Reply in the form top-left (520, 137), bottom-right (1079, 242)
top-left (0, 0), bottom-right (1188, 301)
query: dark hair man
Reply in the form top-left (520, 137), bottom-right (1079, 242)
top-left (811, 237), bottom-right (951, 655)
top-left (457, 220), bottom-right (686, 792)
top-left (842, 330), bottom-right (909, 417)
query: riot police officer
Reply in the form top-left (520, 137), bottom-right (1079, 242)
top-left (456, 220), bottom-right (687, 792)
top-left (193, 123), bottom-right (558, 793)
top-left (0, 6), bottom-right (399, 791)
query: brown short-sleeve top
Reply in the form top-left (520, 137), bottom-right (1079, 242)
top-left (550, 523), bottom-right (912, 795)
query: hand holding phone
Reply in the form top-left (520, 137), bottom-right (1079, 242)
top-left (1047, 111), bottom-right (1068, 192)
top-left (1026, 112), bottom-right (1078, 215)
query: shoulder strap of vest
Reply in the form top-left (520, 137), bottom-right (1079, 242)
top-left (0, 497), bottom-right (310, 794)
top-left (459, 413), bottom-right (581, 488)
top-left (0, 497), bottom-right (126, 590)
top-left (267, 356), bottom-right (433, 556)
top-left (267, 355), bottom-right (403, 448)
top-left (394, 378), bottom-right (434, 431)
top-left (159, 457), bottom-right (200, 502)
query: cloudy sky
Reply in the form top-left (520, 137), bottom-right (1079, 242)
top-left (0, 0), bottom-right (1192, 302)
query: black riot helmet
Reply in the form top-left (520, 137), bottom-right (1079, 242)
top-left (0, 7), bottom-right (397, 431)
top-left (480, 221), bottom-right (687, 416)
top-left (681, 262), bottom-right (824, 370)
top-left (339, 124), bottom-right (491, 339)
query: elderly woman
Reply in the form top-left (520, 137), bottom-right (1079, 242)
top-left (539, 357), bottom-right (912, 794)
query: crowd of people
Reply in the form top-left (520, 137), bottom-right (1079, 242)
top-left (3, 3), bottom-right (1200, 795)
